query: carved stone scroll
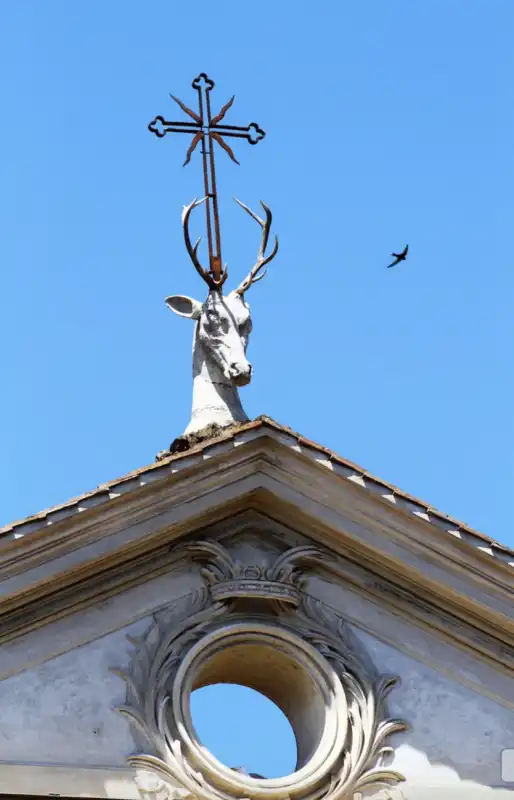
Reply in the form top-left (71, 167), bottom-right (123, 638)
top-left (112, 542), bottom-right (408, 800)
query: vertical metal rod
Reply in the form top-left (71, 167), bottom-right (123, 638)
top-left (205, 87), bottom-right (222, 283)
top-left (196, 84), bottom-right (216, 281)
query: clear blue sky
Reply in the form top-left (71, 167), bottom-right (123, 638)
top-left (0, 0), bottom-right (512, 776)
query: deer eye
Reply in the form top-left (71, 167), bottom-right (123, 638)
top-left (204, 309), bottom-right (229, 337)
top-left (204, 308), bottom-right (219, 327)
top-left (240, 319), bottom-right (252, 338)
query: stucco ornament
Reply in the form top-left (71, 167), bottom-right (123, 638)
top-left (112, 542), bottom-right (407, 800)
top-left (167, 198), bottom-right (278, 437)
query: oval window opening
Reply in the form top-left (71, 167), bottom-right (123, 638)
top-left (190, 684), bottom-right (297, 778)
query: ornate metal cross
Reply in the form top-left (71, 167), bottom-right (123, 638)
top-left (149, 73), bottom-right (266, 284)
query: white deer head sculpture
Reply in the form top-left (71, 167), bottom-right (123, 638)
top-left (166, 197), bottom-right (278, 437)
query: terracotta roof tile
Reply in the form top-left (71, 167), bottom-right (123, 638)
top-left (1, 416), bottom-right (512, 567)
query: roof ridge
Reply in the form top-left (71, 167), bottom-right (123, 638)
top-left (0, 416), bottom-right (512, 567)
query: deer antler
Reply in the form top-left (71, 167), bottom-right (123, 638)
top-left (233, 199), bottom-right (279, 295)
top-left (182, 198), bottom-right (228, 291)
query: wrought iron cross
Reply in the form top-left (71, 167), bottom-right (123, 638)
top-left (149, 73), bottom-right (265, 284)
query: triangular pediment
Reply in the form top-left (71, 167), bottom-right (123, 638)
top-left (1, 419), bottom-right (513, 798)
top-left (1, 418), bottom-right (512, 651)
top-left (0, 419), bottom-right (511, 657)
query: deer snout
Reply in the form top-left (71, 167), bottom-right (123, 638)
top-left (230, 361), bottom-right (252, 387)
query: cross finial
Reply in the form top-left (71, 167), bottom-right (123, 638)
top-left (148, 73), bottom-right (266, 286)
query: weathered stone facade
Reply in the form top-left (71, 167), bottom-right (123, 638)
top-left (0, 419), bottom-right (513, 799)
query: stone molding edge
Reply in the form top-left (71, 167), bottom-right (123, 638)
top-left (0, 764), bottom-right (511, 799)
top-left (1, 434), bottom-right (511, 660)
top-left (112, 542), bottom-right (408, 800)
top-left (2, 418), bottom-right (511, 577)
top-left (0, 763), bottom-right (143, 799)
top-left (0, 512), bottom-right (512, 700)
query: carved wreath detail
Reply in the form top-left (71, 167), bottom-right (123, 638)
top-left (112, 542), bottom-right (408, 800)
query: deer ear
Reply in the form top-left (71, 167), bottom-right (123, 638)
top-left (166, 295), bottom-right (203, 320)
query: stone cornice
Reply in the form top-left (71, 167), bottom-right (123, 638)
top-left (0, 515), bottom-right (512, 710)
top-left (0, 763), bottom-right (141, 799)
top-left (1, 418), bottom-right (512, 570)
top-left (0, 428), bottom-right (512, 679)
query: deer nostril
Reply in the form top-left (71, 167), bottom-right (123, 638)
top-left (230, 362), bottom-right (252, 387)
top-left (231, 361), bottom-right (251, 374)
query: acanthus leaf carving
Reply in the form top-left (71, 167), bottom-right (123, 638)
top-left (112, 541), bottom-right (408, 800)
top-left (181, 540), bottom-right (324, 608)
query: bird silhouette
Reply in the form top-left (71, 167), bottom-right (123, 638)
top-left (386, 244), bottom-right (409, 268)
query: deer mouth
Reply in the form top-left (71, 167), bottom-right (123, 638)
top-left (228, 363), bottom-right (252, 387)
top-left (233, 372), bottom-right (251, 387)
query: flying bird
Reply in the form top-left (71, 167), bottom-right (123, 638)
top-left (386, 244), bottom-right (409, 269)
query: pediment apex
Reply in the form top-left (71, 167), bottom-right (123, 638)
top-left (1, 417), bottom-right (512, 658)
top-left (1, 416), bottom-right (511, 575)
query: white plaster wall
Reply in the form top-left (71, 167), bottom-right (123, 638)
top-left (356, 629), bottom-right (514, 791)
top-left (0, 620), bottom-right (148, 766)
top-left (1, 597), bottom-right (512, 790)
top-left (0, 541), bottom-right (512, 795)
top-left (0, 564), bottom-right (202, 769)
top-left (307, 572), bottom-right (514, 791)
top-left (0, 566), bottom-right (203, 681)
